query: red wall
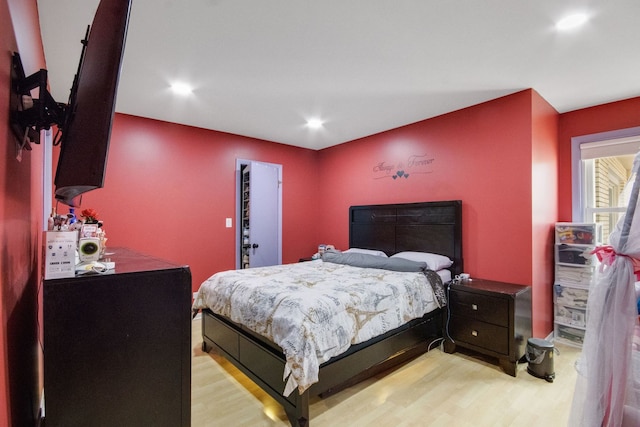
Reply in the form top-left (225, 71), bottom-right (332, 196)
top-left (68, 114), bottom-right (321, 288)
top-left (317, 89), bottom-right (557, 336)
top-left (318, 91), bottom-right (535, 279)
top-left (1, 0), bottom-right (46, 425)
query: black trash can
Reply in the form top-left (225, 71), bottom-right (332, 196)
top-left (526, 338), bottom-right (556, 382)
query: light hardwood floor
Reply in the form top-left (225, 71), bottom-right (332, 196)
top-left (191, 318), bottom-right (581, 426)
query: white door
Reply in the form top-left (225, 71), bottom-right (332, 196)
top-left (238, 160), bottom-right (282, 268)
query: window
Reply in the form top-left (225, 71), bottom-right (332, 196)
top-left (583, 155), bottom-right (633, 243)
top-left (573, 128), bottom-right (640, 244)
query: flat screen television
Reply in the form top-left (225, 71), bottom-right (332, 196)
top-left (54, 0), bottom-right (132, 207)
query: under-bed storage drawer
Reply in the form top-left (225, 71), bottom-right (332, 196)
top-left (204, 313), bottom-right (293, 403)
top-left (238, 335), bottom-right (292, 402)
top-left (204, 313), bottom-right (239, 359)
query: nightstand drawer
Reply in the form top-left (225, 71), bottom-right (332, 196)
top-left (449, 316), bottom-right (509, 354)
top-left (449, 289), bottom-right (509, 326)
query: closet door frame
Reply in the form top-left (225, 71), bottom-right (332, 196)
top-left (235, 159), bottom-right (282, 269)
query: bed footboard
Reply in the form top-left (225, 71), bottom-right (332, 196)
top-left (201, 308), bottom-right (442, 426)
top-left (201, 310), bottom-right (310, 426)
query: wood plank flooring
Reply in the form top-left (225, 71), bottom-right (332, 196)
top-left (191, 318), bottom-right (580, 426)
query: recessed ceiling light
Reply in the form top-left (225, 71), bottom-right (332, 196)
top-left (306, 118), bottom-right (324, 129)
top-left (170, 82), bottom-right (193, 96)
top-left (556, 13), bottom-right (589, 31)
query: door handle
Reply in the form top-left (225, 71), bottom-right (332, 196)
top-left (252, 243), bottom-right (259, 249)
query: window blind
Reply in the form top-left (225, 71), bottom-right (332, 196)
top-left (580, 135), bottom-right (640, 160)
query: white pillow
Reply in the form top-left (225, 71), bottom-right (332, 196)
top-left (391, 251), bottom-right (453, 270)
top-left (343, 248), bottom-right (388, 258)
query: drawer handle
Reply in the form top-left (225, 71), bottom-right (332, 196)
top-left (472, 304), bottom-right (478, 311)
top-left (471, 330), bottom-right (478, 337)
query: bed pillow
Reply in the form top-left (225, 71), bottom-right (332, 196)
top-left (322, 250), bottom-right (426, 272)
top-left (391, 251), bottom-right (453, 270)
top-left (343, 248), bottom-right (388, 257)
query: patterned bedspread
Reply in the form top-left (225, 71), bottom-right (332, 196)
top-left (193, 259), bottom-right (443, 396)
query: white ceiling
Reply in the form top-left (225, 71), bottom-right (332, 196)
top-left (37, 0), bottom-right (640, 150)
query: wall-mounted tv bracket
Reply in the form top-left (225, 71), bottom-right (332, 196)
top-left (9, 52), bottom-right (66, 152)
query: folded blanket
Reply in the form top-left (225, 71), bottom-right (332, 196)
top-left (322, 250), bottom-right (447, 307)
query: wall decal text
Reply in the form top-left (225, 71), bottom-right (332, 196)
top-left (373, 154), bottom-right (435, 180)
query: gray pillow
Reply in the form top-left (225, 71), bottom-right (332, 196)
top-left (322, 250), bottom-right (427, 272)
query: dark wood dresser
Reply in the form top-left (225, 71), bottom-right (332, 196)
top-left (43, 247), bottom-right (192, 427)
top-left (443, 278), bottom-right (532, 376)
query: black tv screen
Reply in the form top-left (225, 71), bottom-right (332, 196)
top-left (54, 0), bottom-right (132, 206)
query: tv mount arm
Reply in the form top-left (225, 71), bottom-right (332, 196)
top-left (9, 52), bottom-right (67, 151)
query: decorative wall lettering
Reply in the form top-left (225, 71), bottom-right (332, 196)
top-left (373, 154), bottom-right (435, 180)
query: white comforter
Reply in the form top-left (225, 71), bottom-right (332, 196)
top-left (193, 259), bottom-right (441, 396)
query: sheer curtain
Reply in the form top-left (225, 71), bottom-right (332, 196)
top-left (569, 153), bottom-right (640, 426)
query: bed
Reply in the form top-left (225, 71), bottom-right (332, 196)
top-left (194, 200), bottom-right (462, 426)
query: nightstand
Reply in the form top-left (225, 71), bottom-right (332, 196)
top-left (443, 278), bottom-right (532, 376)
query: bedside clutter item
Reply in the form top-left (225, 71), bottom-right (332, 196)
top-left (74, 260), bottom-right (112, 275)
top-left (451, 273), bottom-right (471, 285)
top-left (526, 338), bottom-right (557, 382)
top-left (317, 244), bottom-right (335, 257)
top-left (45, 206), bottom-right (111, 276)
top-left (43, 231), bottom-right (77, 279)
top-left (311, 244), bottom-right (337, 259)
top-left (78, 237), bottom-right (101, 262)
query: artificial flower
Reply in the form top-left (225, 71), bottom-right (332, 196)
top-left (80, 208), bottom-right (99, 223)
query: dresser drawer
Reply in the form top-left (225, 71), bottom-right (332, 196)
top-left (449, 289), bottom-right (509, 326)
top-left (449, 315), bottom-right (509, 354)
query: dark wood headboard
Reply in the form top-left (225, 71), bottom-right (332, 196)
top-left (349, 200), bottom-right (463, 276)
